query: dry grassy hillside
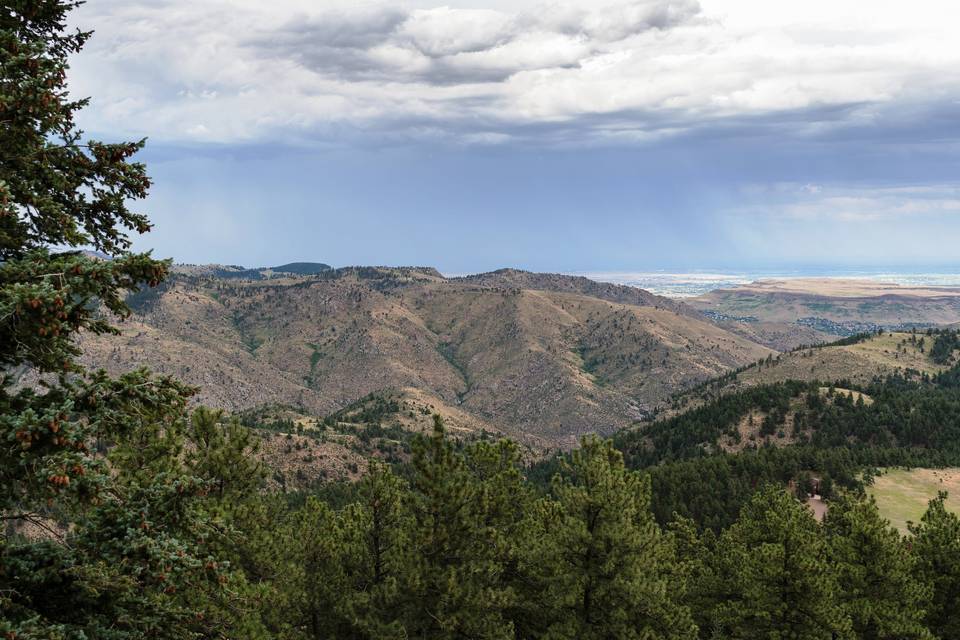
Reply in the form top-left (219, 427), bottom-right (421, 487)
top-left (671, 332), bottom-right (960, 414)
top-left (66, 267), bottom-right (773, 448)
top-left (734, 332), bottom-right (951, 388)
top-left (457, 269), bottom-right (697, 317)
top-left (714, 320), bottom-right (835, 352)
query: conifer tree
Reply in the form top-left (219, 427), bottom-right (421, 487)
top-left (464, 436), bottom-right (533, 636)
top-left (338, 462), bottom-right (413, 639)
top-left (186, 407), bottom-right (266, 502)
top-left (525, 436), bottom-right (696, 639)
top-left (708, 486), bottom-right (852, 639)
top-left (668, 517), bottom-right (726, 638)
top-left (208, 493), bottom-right (299, 638)
top-left (909, 491), bottom-right (960, 639)
top-left (824, 496), bottom-right (933, 639)
top-left (403, 416), bottom-right (516, 639)
top-left (292, 496), bottom-right (352, 638)
top-left (0, 2), bottom-right (239, 635)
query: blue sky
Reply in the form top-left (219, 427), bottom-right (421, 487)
top-left (67, 0), bottom-right (960, 273)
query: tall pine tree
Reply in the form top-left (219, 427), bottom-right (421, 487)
top-left (909, 491), bottom-right (960, 639)
top-left (338, 462), bottom-right (413, 639)
top-left (402, 416), bottom-right (516, 639)
top-left (0, 2), bottom-right (241, 636)
top-left (824, 496), bottom-right (933, 639)
top-left (707, 486), bottom-right (852, 639)
top-left (524, 437), bottom-right (696, 639)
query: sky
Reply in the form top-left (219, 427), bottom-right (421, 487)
top-left (66, 0), bottom-right (960, 273)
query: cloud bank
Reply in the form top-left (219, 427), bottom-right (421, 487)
top-left (68, 0), bottom-right (960, 146)
top-left (732, 184), bottom-right (960, 222)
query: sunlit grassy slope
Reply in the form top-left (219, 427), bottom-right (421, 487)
top-left (731, 332), bottom-right (953, 389)
top-left (869, 468), bottom-right (960, 533)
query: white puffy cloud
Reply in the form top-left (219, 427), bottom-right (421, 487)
top-left (66, 0), bottom-right (960, 145)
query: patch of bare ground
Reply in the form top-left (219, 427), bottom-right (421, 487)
top-left (361, 387), bottom-right (503, 438)
top-left (819, 387), bottom-right (873, 405)
top-left (719, 397), bottom-right (804, 453)
top-left (806, 496), bottom-right (828, 522)
top-left (258, 431), bottom-right (367, 490)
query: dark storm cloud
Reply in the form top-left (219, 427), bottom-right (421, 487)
top-left (239, 1), bottom-right (701, 85)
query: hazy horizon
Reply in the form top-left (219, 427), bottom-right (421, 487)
top-left (174, 258), bottom-right (960, 297)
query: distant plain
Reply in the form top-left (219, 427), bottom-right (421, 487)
top-left (575, 271), bottom-right (960, 298)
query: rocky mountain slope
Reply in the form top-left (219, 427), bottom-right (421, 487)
top-left (64, 266), bottom-right (774, 448)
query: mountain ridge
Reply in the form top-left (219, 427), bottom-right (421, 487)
top-left (57, 264), bottom-right (776, 448)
